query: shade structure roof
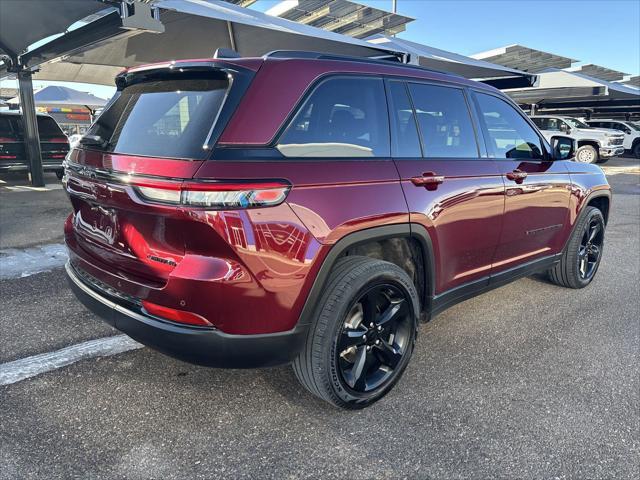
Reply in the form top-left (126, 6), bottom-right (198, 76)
top-left (470, 44), bottom-right (578, 73)
top-left (570, 64), bottom-right (629, 82)
top-left (504, 68), bottom-right (640, 117)
top-left (0, 0), bottom-right (108, 59)
top-left (367, 35), bottom-right (536, 88)
top-left (6, 85), bottom-right (108, 108)
top-left (621, 76), bottom-right (640, 88)
top-left (0, 0), bottom-right (402, 86)
top-left (265, 0), bottom-right (414, 39)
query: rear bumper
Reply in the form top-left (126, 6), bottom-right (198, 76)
top-left (66, 262), bottom-right (309, 368)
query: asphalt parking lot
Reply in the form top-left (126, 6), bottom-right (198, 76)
top-left (1, 158), bottom-right (639, 479)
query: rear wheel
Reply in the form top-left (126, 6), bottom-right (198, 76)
top-left (575, 145), bottom-right (599, 164)
top-left (548, 206), bottom-right (605, 288)
top-left (633, 142), bottom-right (640, 159)
top-left (293, 256), bottom-right (419, 409)
top-left (55, 170), bottom-right (64, 180)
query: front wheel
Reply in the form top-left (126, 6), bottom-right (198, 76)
top-left (575, 145), bottom-right (599, 164)
top-left (55, 169), bottom-right (64, 180)
top-left (293, 256), bottom-right (419, 409)
top-left (548, 206), bottom-right (605, 288)
top-left (633, 143), bottom-right (640, 159)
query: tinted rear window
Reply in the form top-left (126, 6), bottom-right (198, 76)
top-left (85, 76), bottom-right (229, 159)
top-left (0, 117), bottom-right (15, 138)
top-left (36, 116), bottom-right (65, 138)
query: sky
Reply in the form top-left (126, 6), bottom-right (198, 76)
top-left (2, 0), bottom-right (639, 100)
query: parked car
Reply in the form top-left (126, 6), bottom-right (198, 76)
top-left (530, 115), bottom-right (624, 163)
top-left (0, 111), bottom-right (69, 178)
top-left (64, 53), bottom-right (611, 409)
top-left (584, 119), bottom-right (640, 158)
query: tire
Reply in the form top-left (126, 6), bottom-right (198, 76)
top-left (293, 256), bottom-right (419, 409)
top-left (548, 206), bottom-right (605, 289)
top-left (633, 142), bottom-right (640, 159)
top-left (55, 170), bottom-right (64, 180)
top-left (596, 156), bottom-right (609, 164)
top-left (575, 145), bottom-right (599, 164)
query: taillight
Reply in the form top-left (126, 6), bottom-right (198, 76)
top-left (142, 300), bottom-right (213, 327)
top-left (131, 178), bottom-right (290, 209)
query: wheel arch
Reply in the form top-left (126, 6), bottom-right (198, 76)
top-left (585, 191), bottom-right (611, 225)
top-left (297, 224), bottom-right (436, 327)
top-left (577, 139), bottom-right (601, 149)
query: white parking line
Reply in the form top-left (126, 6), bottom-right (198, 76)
top-left (0, 335), bottom-right (143, 386)
top-left (1, 183), bottom-right (63, 192)
top-left (0, 243), bottom-right (68, 279)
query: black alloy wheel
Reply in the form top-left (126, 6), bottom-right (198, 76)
top-left (548, 206), bottom-right (606, 289)
top-left (337, 284), bottom-right (413, 393)
top-left (293, 256), bottom-right (419, 409)
top-left (577, 217), bottom-right (604, 281)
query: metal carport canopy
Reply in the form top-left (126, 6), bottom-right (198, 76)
top-left (11, 0), bottom-right (404, 86)
top-left (504, 69), bottom-right (640, 105)
top-left (0, 0), bottom-right (108, 60)
top-left (0, 0), bottom-right (114, 187)
top-left (504, 69), bottom-right (640, 119)
top-left (366, 35), bottom-right (536, 89)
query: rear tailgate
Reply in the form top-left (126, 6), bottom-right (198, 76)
top-left (65, 150), bottom-right (202, 285)
top-left (64, 61), bottom-right (255, 287)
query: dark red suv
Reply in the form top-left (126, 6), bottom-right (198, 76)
top-left (64, 52), bottom-right (611, 408)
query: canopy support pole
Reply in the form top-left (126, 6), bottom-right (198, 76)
top-left (226, 21), bottom-right (237, 51)
top-left (17, 69), bottom-right (45, 187)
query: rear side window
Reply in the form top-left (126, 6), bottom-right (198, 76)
top-left (277, 77), bottom-right (390, 158)
top-left (475, 93), bottom-right (543, 160)
top-left (387, 81), bottom-right (422, 157)
top-left (407, 83), bottom-right (478, 158)
top-left (85, 75), bottom-right (229, 159)
top-left (532, 117), bottom-right (562, 131)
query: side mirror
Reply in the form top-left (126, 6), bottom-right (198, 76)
top-left (550, 135), bottom-right (575, 160)
top-left (560, 124), bottom-right (571, 134)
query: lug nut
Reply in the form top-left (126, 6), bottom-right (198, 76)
top-left (369, 322), bottom-right (374, 327)
top-left (366, 346), bottom-right (371, 351)
top-left (362, 335), bottom-right (367, 341)
top-left (377, 326), bottom-right (382, 331)
top-left (375, 339), bottom-right (380, 345)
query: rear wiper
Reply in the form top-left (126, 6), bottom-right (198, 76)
top-left (79, 135), bottom-right (108, 148)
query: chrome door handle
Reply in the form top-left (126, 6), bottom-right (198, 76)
top-left (410, 172), bottom-right (445, 190)
top-left (506, 169), bottom-right (528, 184)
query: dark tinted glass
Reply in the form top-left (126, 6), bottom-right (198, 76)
top-left (475, 93), bottom-right (543, 160)
top-left (0, 116), bottom-right (15, 138)
top-left (85, 75), bottom-right (229, 159)
top-left (277, 77), bottom-right (390, 158)
top-left (408, 83), bottom-right (478, 158)
top-left (387, 81), bottom-right (421, 157)
top-left (36, 116), bottom-right (65, 138)
top-left (532, 117), bottom-right (561, 131)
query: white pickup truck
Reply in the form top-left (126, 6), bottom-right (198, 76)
top-left (530, 115), bottom-right (625, 163)
top-left (585, 119), bottom-right (640, 158)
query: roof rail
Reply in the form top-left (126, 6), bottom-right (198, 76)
top-left (263, 50), bottom-right (459, 78)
